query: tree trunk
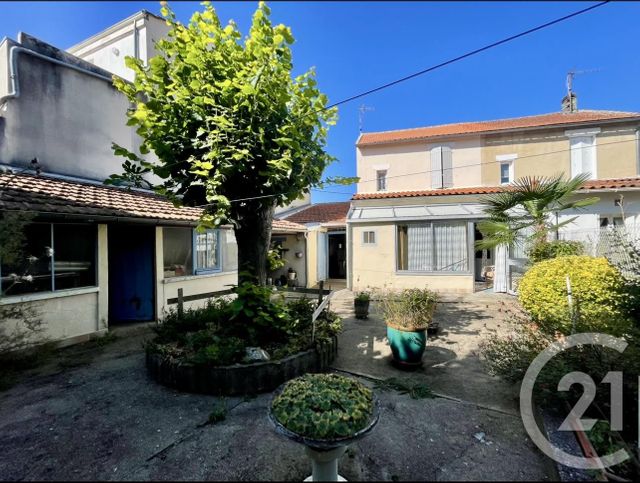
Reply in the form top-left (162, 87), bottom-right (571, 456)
top-left (233, 203), bottom-right (275, 286)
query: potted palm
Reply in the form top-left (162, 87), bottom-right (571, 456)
top-left (269, 373), bottom-right (379, 481)
top-left (353, 291), bottom-right (371, 319)
top-left (378, 288), bottom-right (438, 368)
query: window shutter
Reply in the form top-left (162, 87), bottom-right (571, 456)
top-left (570, 137), bottom-right (583, 177)
top-left (431, 147), bottom-right (442, 189)
top-left (581, 136), bottom-right (595, 178)
top-left (442, 146), bottom-right (453, 188)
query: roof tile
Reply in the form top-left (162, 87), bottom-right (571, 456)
top-left (358, 110), bottom-right (640, 146)
top-left (282, 201), bottom-right (350, 224)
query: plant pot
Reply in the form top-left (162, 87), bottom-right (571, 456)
top-left (268, 383), bottom-right (380, 482)
top-left (353, 299), bottom-right (369, 319)
top-left (386, 325), bottom-right (427, 368)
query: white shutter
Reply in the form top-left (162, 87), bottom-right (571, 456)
top-left (431, 147), bottom-right (442, 189)
top-left (570, 137), bottom-right (583, 177)
top-left (317, 231), bottom-right (328, 281)
top-left (570, 136), bottom-right (596, 178)
top-left (581, 136), bottom-right (595, 178)
top-left (442, 146), bottom-right (453, 188)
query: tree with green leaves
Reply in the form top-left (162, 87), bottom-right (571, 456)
top-left (108, 1), bottom-right (349, 284)
top-left (476, 173), bottom-right (598, 252)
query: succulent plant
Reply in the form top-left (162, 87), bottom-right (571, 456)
top-left (271, 373), bottom-right (373, 440)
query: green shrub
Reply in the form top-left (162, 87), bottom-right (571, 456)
top-left (271, 373), bottom-right (373, 439)
top-left (155, 298), bottom-right (230, 343)
top-left (189, 336), bottom-right (245, 366)
top-left (526, 239), bottom-right (584, 263)
top-left (377, 288), bottom-right (438, 331)
top-left (354, 291), bottom-right (371, 303)
top-left (518, 256), bottom-right (632, 335)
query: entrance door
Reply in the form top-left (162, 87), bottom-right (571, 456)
top-left (474, 226), bottom-right (493, 281)
top-left (328, 233), bottom-right (346, 279)
top-left (108, 224), bottom-right (155, 322)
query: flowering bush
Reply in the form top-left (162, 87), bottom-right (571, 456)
top-left (518, 256), bottom-right (632, 336)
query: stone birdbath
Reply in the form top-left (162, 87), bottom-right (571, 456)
top-left (268, 373), bottom-right (379, 482)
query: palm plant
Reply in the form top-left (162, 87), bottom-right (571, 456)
top-left (476, 173), bottom-right (599, 251)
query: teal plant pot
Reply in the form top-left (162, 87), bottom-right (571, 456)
top-left (386, 325), bottom-right (427, 367)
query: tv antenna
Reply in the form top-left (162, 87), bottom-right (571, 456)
top-left (358, 104), bottom-right (375, 132)
top-left (566, 67), bottom-right (601, 99)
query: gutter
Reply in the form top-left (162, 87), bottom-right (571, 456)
top-left (0, 44), bottom-right (114, 107)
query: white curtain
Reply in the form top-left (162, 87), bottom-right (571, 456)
top-left (434, 222), bottom-right (467, 271)
top-left (494, 244), bottom-right (508, 293)
top-left (407, 224), bottom-right (433, 271)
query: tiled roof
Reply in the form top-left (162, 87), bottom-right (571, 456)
top-left (357, 110), bottom-right (640, 146)
top-left (352, 177), bottom-right (640, 200)
top-left (283, 202), bottom-right (351, 225)
top-left (0, 172), bottom-right (307, 232)
top-left (271, 218), bottom-right (307, 233)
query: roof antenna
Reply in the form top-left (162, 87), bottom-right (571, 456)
top-left (358, 104), bottom-right (374, 132)
top-left (564, 68), bottom-right (601, 112)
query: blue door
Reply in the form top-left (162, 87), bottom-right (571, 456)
top-left (108, 225), bottom-right (155, 322)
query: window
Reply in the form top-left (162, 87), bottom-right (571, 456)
top-left (396, 222), bottom-right (469, 272)
top-left (431, 146), bottom-right (453, 189)
top-left (163, 227), bottom-right (221, 278)
top-left (1, 223), bottom-right (97, 296)
top-left (163, 227), bottom-right (194, 277)
top-left (500, 162), bottom-right (513, 184)
top-left (195, 230), bottom-right (220, 273)
top-left (600, 215), bottom-right (624, 228)
top-left (376, 170), bottom-right (387, 191)
top-left (362, 231), bottom-right (376, 245)
top-left (570, 135), bottom-right (597, 178)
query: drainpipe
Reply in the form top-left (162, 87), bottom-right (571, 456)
top-left (0, 45), bottom-right (113, 108)
top-left (133, 19), bottom-right (139, 62)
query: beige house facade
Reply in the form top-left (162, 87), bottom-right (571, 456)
top-left (349, 109), bottom-right (640, 293)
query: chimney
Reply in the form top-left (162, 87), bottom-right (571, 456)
top-left (561, 92), bottom-right (578, 113)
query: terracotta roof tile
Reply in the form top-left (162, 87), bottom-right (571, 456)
top-left (282, 202), bottom-right (351, 224)
top-left (357, 110), bottom-right (640, 146)
top-left (0, 173), bottom-right (307, 232)
top-left (271, 218), bottom-right (306, 232)
top-left (352, 177), bottom-right (640, 200)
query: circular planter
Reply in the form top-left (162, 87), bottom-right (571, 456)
top-left (268, 381), bottom-right (380, 481)
top-left (386, 324), bottom-right (427, 368)
top-left (353, 299), bottom-right (370, 319)
top-left (146, 335), bottom-right (338, 396)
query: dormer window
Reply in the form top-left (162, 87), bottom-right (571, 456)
top-left (376, 170), bottom-right (387, 191)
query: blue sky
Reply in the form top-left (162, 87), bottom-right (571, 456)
top-left (2, 1), bottom-right (639, 202)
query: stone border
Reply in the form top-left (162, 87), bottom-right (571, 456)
top-left (146, 336), bottom-right (338, 396)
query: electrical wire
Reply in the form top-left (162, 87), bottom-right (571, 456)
top-left (193, 136), bottom-right (640, 204)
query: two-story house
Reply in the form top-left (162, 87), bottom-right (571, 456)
top-left (348, 104), bottom-right (640, 294)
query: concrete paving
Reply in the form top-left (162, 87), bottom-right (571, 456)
top-left (0, 293), bottom-right (552, 481)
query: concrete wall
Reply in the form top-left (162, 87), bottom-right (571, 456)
top-left (306, 228), bottom-right (319, 288)
top-left (68, 13), bottom-right (169, 82)
top-left (0, 223), bottom-right (109, 347)
top-left (0, 37), bottom-right (146, 182)
top-left (154, 226), bottom-right (238, 317)
top-left (481, 123), bottom-right (640, 185)
top-left (350, 222), bottom-right (474, 294)
top-left (269, 233), bottom-right (307, 287)
top-left (357, 137), bottom-right (482, 193)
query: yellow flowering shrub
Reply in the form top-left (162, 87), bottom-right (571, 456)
top-left (518, 256), bottom-right (632, 336)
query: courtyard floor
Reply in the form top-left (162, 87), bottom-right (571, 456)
top-left (0, 291), bottom-right (552, 481)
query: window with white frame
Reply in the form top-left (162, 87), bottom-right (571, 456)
top-left (430, 146), bottom-right (453, 189)
top-left (497, 154), bottom-right (516, 185)
top-left (163, 227), bottom-right (221, 278)
top-left (396, 222), bottom-right (469, 272)
top-left (569, 134), bottom-right (597, 179)
top-left (362, 231), bottom-right (376, 245)
top-left (376, 170), bottom-right (387, 191)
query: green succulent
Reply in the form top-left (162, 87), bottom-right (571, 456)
top-left (271, 373), bottom-right (374, 440)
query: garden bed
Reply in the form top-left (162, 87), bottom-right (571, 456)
top-left (146, 335), bottom-right (338, 396)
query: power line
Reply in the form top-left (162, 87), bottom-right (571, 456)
top-left (324, 1), bottom-right (610, 111)
top-left (198, 137), bottom-right (639, 202)
top-left (324, 137), bottom-right (640, 188)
